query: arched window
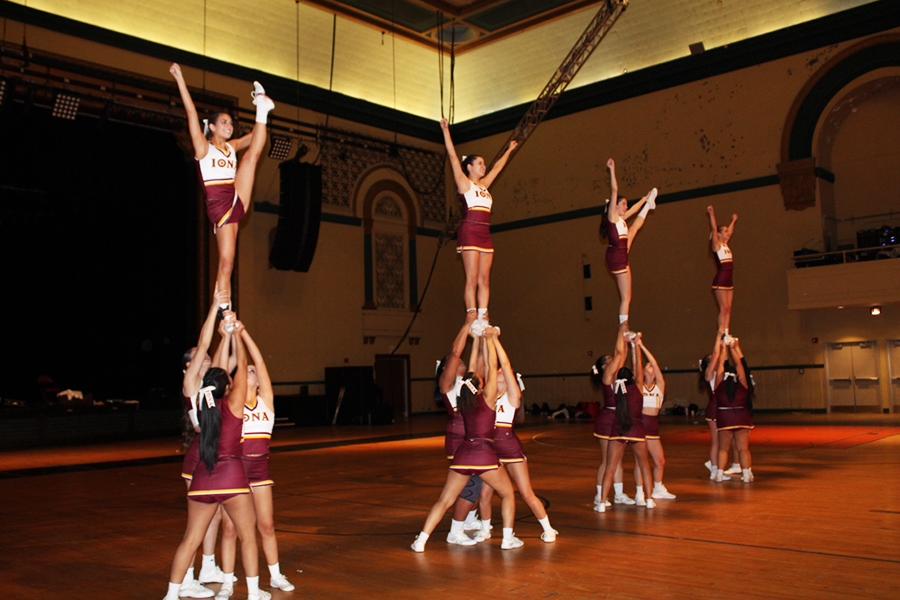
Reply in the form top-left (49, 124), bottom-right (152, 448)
top-left (372, 194), bottom-right (408, 309)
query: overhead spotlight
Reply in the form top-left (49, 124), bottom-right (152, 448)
top-left (0, 79), bottom-right (6, 106)
top-left (870, 306), bottom-right (882, 316)
top-left (268, 135), bottom-right (293, 160)
top-left (52, 93), bottom-right (80, 120)
top-left (689, 41), bottom-right (705, 55)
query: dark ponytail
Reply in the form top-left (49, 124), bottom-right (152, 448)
top-left (698, 355), bottom-right (711, 391)
top-left (434, 358), bottom-right (446, 407)
top-left (457, 372), bottom-right (481, 412)
top-left (614, 367), bottom-right (633, 434)
top-left (590, 356), bottom-right (608, 391)
top-left (724, 362), bottom-right (737, 404)
top-left (198, 367), bottom-right (229, 471)
top-left (599, 209), bottom-right (609, 240)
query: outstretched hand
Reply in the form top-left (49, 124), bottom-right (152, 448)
top-left (508, 140), bottom-right (519, 153)
top-left (439, 118), bottom-right (449, 130)
top-left (731, 213), bottom-right (738, 222)
top-left (606, 157), bottom-right (615, 169)
top-left (169, 63), bottom-right (183, 80)
top-left (706, 205), bottom-right (715, 214)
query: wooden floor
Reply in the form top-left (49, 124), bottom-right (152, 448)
top-left (1, 415), bottom-right (899, 599)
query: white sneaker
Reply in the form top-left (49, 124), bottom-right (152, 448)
top-left (214, 585), bottom-right (233, 600)
top-left (652, 484), bottom-right (677, 500)
top-left (614, 493), bottom-right (636, 505)
top-left (541, 529), bottom-right (558, 543)
top-left (647, 187), bottom-right (658, 209)
top-left (594, 501), bottom-right (606, 513)
top-left (462, 514), bottom-right (481, 531)
top-left (251, 81), bottom-right (266, 103)
top-left (446, 531), bottom-right (477, 546)
top-left (725, 464), bottom-right (742, 475)
top-left (704, 460), bottom-right (714, 473)
top-left (248, 592), bottom-right (271, 600)
top-left (179, 580), bottom-right (214, 599)
top-left (645, 498), bottom-right (657, 509)
top-left (198, 564), bottom-right (226, 584)
top-left (254, 94), bottom-right (275, 114)
top-left (501, 535), bottom-right (524, 550)
top-left (714, 470), bottom-right (731, 482)
top-left (742, 469), bottom-right (755, 483)
top-left (410, 534), bottom-right (426, 553)
top-left (635, 489), bottom-right (647, 507)
top-left (473, 524), bottom-right (492, 542)
top-left (270, 574), bottom-right (296, 591)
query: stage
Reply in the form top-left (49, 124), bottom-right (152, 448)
top-left (1, 414), bottom-right (898, 599)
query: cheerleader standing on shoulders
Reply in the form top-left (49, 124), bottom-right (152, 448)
top-left (170, 63), bottom-right (275, 312)
top-left (411, 329), bottom-right (523, 552)
top-left (475, 333), bottom-right (558, 543)
top-left (707, 205), bottom-right (738, 336)
top-left (440, 118), bottom-right (517, 324)
top-left (601, 158), bottom-right (657, 326)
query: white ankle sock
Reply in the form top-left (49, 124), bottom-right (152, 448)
top-left (222, 573), bottom-right (235, 588)
top-left (449, 519), bottom-right (464, 535)
top-left (638, 203), bottom-right (652, 219)
top-left (537, 516), bottom-right (552, 533)
top-left (267, 563), bottom-right (281, 578)
top-left (596, 484), bottom-right (602, 498)
top-left (246, 576), bottom-right (260, 595)
top-left (635, 487), bottom-right (645, 501)
top-left (618, 314), bottom-right (628, 324)
top-left (731, 463), bottom-right (741, 470)
top-left (181, 567), bottom-right (195, 585)
top-left (202, 554), bottom-right (215, 567)
top-left (613, 482), bottom-right (624, 495)
top-left (255, 102), bottom-right (271, 124)
top-left (502, 527), bottom-right (514, 541)
top-left (166, 582), bottom-right (181, 599)
top-left (477, 308), bottom-right (487, 319)
top-left (481, 518), bottom-right (491, 529)
top-left (466, 509), bottom-right (477, 522)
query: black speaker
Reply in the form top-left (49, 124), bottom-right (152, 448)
top-left (269, 162), bottom-right (322, 272)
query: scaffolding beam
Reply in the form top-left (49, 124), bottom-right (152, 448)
top-left (489, 0), bottom-right (628, 169)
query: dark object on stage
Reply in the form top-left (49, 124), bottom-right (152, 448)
top-left (270, 162), bottom-right (322, 272)
top-left (325, 367), bottom-right (381, 425)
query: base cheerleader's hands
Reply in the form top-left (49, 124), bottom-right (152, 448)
top-left (218, 311), bottom-right (237, 335)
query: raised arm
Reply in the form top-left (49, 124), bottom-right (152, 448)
top-left (725, 213), bottom-right (738, 238)
top-left (241, 329), bottom-right (273, 401)
top-left (705, 336), bottom-right (723, 383)
top-left (211, 313), bottom-right (234, 370)
top-left (639, 339), bottom-right (665, 394)
top-left (729, 340), bottom-right (748, 388)
top-left (482, 335), bottom-right (499, 403)
top-left (467, 329), bottom-right (481, 377)
top-left (169, 63), bottom-right (209, 160)
top-left (480, 140), bottom-right (518, 189)
top-left (632, 333), bottom-right (645, 386)
top-left (229, 131), bottom-right (253, 153)
top-left (606, 158), bottom-right (618, 219)
top-left (623, 193), bottom-right (649, 221)
top-left (182, 299), bottom-right (220, 396)
top-left (440, 322), bottom-right (470, 394)
top-left (603, 322), bottom-right (630, 384)
top-left (440, 118), bottom-right (472, 194)
top-left (706, 205), bottom-right (721, 250)
top-left (492, 334), bottom-right (521, 409)
top-left (227, 322), bottom-right (248, 416)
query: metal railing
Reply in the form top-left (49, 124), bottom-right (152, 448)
top-left (793, 243), bottom-right (899, 268)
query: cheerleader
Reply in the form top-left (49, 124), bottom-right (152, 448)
top-left (440, 118), bottom-right (517, 322)
top-left (634, 338), bottom-right (676, 500)
top-left (596, 333), bottom-right (655, 511)
top-left (713, 337), bottom-right (755, 483)
top-left (475, 334), bottom-right (557, 543)
top-left (179, 298), bottom-right (233, 598)
top-left (601, 158), bottom-right (657, 325)
top-left (163, 320), bottom-right (270, 600)
top-left (591, 324), bottom-right (637, 509)
top-left (436, 322), bottom-right (484, 547)
top-left (700, 338), bottom-right (741, 479)
top-left (707, 206), bottom-right (738, 335)
top-left (170, 63), bottom-right (275, 312)
top-left (216, 329), bottom-right (295, 598)
top-left (411, 330), bottom-right (523, 552)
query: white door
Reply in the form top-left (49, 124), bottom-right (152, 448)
top-left (826, 341), bottom-right (881, 410)
top-left (889, 340), bottom-right (900, 410)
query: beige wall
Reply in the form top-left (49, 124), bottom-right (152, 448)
top-left (13, 18), bottom-right (900, 414)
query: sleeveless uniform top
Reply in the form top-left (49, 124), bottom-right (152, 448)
top-left (462, 394), bottom-right (495, 439)
top-left (242, 394), bottom-right (274, 455)
top-left (216, 402), bottom-right (244, 460)
top-left (606, 218), bottom-right (628, 250)
top-left (642, 384), bottom-right (663, 411)
top-left (494, 392), bottom-right (516, 428)
top-left (715, 243), bottom-right (733, 265)
top-left (185, 392), bottom-right (200, 430)
top-left (441, 377), bottom-right (464, 416)
top-left (462, 182), bottom-right (493, 213)
top-left (197, 143), bottom-right (237, 189)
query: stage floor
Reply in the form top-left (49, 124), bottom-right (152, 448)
top-left (1, 415), bottom-right (898, 599)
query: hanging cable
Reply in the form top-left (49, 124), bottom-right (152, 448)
top-left (437, 10), bottom-right (444, 120)
top-left (324, 13), bottom-right (337, 130)
top-left (201, 0), bottom-right (207, 90)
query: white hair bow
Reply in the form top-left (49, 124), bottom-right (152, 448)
top-left (202, 118), bottom-right (210, 136)
top-left (462, 378), bottom-right (477, 394)
top-left (516, 372), bottom-right (525, 392)
top-left (199, 385), bottom-right (216, 409)
top-left (613, 378), bottom-right (627, 394)
top-left (591, 365), bottom-right (600, 375)
top-left (435, 359), bottom-right (442, 375)
top-left (723, 372), bottom-right (737, 382)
